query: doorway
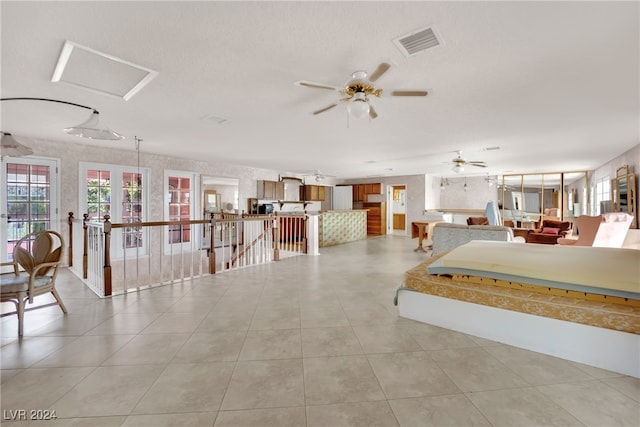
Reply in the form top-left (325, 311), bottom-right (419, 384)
top-left (390, 185), bottom-right (407, 235)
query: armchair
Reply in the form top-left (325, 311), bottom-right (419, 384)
top-left (466, 216), bottom-right (489, 225)
top-left (1, 230), bottom-right (67, 336)
top-left (558, 213), bottom-right (633, 248)
top-left (526, 219), bottom-right (572, 245)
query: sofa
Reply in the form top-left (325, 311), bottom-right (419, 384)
top-left (526, 219), bottom-right (572, 245)
top-left (431, 222), bottom-right (517, 256)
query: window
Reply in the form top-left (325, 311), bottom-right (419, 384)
top-left (164, 170), bottom-right (199, 246)
top-left (80, 162), bottom-right (149, 254)
top-left (594, 175), bottom-right (611, 215)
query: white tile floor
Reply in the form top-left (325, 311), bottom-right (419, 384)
top-left (1, 235), bottom-right (639, 426)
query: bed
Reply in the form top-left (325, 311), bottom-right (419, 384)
top-left (395, 241), bottom-right (640, 377)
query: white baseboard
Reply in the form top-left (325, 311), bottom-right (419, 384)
top-left (398, 290), bottom-right (640, 378)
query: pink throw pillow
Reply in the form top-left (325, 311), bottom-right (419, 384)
top-left (542, 227), bottom-right (560, 235)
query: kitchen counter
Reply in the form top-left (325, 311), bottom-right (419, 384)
top-left (318, 210), bottom-right (367, 247)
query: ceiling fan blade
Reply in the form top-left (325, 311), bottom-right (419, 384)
top-left (369, 105), bottom-right (378, 119)
top-left (295, 81), bottom-right (340, 91)
top-left (312, 104), bottom-right (338, 115)
top-left (470, 163), bottom-right (488, 168)
top-left (368, 62), bottom-right (391, 82)
top-left (390, 90), bottom-right (429, 96)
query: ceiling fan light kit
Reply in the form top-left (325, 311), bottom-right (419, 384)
top-left (0, 97), bottom-right (124, 141)
top-left (297, 62), bottom-right (428, 120)
top-left (451, 150), bottom-right (487, 173)
top-left (346, 92), bottom-right (370, 118)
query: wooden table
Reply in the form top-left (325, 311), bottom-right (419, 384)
top-left (411, 221), bottom-right (431, 252)
top-left (512, 228), bottom-right (530, 239)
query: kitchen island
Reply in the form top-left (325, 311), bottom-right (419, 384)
top-left (318, 210), bottom-right (368, 247)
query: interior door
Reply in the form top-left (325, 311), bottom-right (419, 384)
top-left (1, 157), bottom-right (59, 261)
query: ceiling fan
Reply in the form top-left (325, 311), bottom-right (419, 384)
top-left (450, 151), bottom-right (487, 173)
top-left (303, 170), bottom-right (335, 182)
top-left (295, 62), bottom-right (429, 119)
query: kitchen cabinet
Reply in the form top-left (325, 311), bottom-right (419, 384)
top-left (355, 184), bottom-right (366, 202)
top-left (301, 185), bottom-right (326, 201)
top-left (363, 202), bottom-right (386, 235)
top-left (257, 180), bottom-right (284, 200)
top-left (350, 183), bottom-right (382, 202)
top-left (365, 183), bottom-right (382, 195)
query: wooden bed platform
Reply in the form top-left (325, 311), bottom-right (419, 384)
top-left (396, 241), bottom-right (640, 377)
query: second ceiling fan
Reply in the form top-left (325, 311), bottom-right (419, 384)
top-left (450, 151), bottom-right (487, 173)
top-left (295, 62), bottom-right (429, 119)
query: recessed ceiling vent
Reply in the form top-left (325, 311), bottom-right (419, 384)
top-left (51, 40), bottom-right (158, 101)
top-left (393, 27), bottom-right (441, 58)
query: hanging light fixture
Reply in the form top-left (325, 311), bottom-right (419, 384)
top-left (64, 110), bottom-right (123, 140)
top-left (484, 174), bottom-right (497, 187)
top-left (0, 97), bottom-right (124, 141)
top-left (1, 132), bottom-right (33, 157)
top-left (439, 178), bottom-right (449, 190)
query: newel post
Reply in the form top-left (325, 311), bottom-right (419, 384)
top-left (67, 212), bottom-right (74, 267)
top-left (273, 215), bottom-right (280, 261)
top-left (209, 212), bottom-right (216, 274)
top-left (82, 214), bottom-right (89, 279)
top-left (103, 214), bottom-right (112, 297)
top-left (303, 215), bottom-right (308, 254)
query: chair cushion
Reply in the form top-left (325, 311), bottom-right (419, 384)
top-left (542, 227), bottom-right (560, 235)
top-left (0, 275), bottom-right (52, 293)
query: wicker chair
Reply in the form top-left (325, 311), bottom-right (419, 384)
top-left (0, 230), bottom-right (67, 336)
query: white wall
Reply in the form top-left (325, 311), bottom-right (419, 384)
top-left (439, 176), bottom-right (500, 210)
top-left (591, 144), bottom-right (640, 185)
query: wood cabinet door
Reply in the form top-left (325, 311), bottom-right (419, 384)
top-left (363, 183), bottom-right (375, 195)
top-left (302, 185), bottom-right (325, 201)
top-left (264, 181), bottom-right (276, 199)
top-left (275, 181), bottom-right (285, 200)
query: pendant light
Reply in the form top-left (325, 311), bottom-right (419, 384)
top-left (1, 97), bottom-right (124, 141)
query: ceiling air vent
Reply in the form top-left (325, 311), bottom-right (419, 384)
top-left (393, 27), bottom-right (441, 58)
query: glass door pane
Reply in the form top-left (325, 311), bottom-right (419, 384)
top-left (168, 175), bottom-right (192, 244)
top-left (1, 157), bottom-right (58, 261)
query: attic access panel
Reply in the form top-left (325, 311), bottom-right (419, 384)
top-left (51, 40), bottom-right (158, 101)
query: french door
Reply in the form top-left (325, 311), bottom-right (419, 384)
top-left (1, 157), bottom-right (59, 261)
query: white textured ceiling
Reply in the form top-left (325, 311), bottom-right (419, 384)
top-left (1, 1), bottom-right (638, 179)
